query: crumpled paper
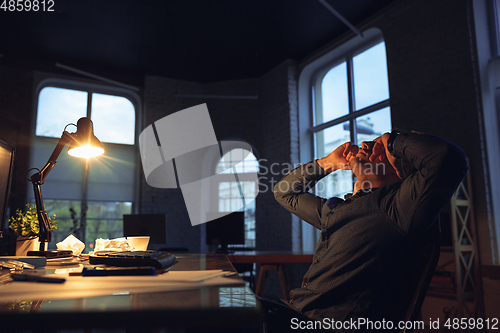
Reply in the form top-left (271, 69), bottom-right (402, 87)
top-left (94, 237), bottom-right (134, 253)
top-left (56, 234), bottom-right (86, 255)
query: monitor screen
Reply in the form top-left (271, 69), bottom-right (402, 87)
top-left (123, 214), bottom-right (166, 244)
top-left (206, 212), bottom-right (245, 252)
top-left (0, 139), bottom-right (14, 234)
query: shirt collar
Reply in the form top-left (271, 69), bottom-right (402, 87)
top-left (344, 188), bottom-right (378, 200)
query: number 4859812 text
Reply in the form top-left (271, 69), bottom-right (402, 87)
top-left (1, 0), bottom-right (54, 11)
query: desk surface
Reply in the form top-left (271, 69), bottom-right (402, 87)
top-left (228, 251), bottom-right (315, 264)
top-left (0, 254), bottom-right (262, 331)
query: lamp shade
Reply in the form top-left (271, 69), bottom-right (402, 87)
top-left (67, 117), bottom-right (104, 158)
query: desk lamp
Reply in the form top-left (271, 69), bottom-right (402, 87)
top-left (29, 117), bottom-right (104, 256)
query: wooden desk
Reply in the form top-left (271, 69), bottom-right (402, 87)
top-left (228, 251), bottom-right (314, 300)
top-left (0, 254), bottom-right (262, 332)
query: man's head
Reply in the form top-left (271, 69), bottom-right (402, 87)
top-left (348, 136), bottom-right (412, 190)
top-left (349, 140), bottom-right (395, 178)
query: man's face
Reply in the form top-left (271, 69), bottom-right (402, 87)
top-left (352, 140), bottom-right (375, 163)
top-left (348, 137), bottom-right (397, 178)
top-left (347, 140), bottom-right (375, 168)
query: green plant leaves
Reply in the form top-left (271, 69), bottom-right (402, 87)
top-left (8, 204), bottom-right (57, 237)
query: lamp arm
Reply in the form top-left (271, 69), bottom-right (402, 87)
top-left (32, 182), bottom-right (52, 248)
top-left (29, 131), bottom-right (74, 251)
top-left (35, 131), bottom-right (74, 185)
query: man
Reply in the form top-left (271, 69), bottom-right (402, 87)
top-left (273, 131), bottom-right (467, 331)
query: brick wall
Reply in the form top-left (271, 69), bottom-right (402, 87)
top-left (141, 70), bottom-right (298, 252)
top-left (375, 0), bottom-right (491, 263)
top-left (0, 66), bottom-right (33, 219)
top-left (141, 61), bottom-right (301, 295)
top-left (256, 59), bottom-right (299, 252)
top-left (366, 0), bottom-right (496, 320)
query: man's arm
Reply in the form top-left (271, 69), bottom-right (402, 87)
top-left (274, 143), bottom-right (358, 228)
top-left (376, 132), bottom-right (468, 234)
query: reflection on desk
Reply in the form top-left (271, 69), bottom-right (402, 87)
top-left (228, 251), bottom-right (314, 300)
top-left (0, 254), bottom-right (262, 332)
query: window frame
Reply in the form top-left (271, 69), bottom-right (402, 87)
top-left (34, 77), bottom-right (141, 142)
top-left (471, 0), bottom-right (500, 262)
top-left (309, 36), bottom-right (389, 154)
top-left (31, 76), bottom-right (142, 245)
top-left (297, 28), bottom-right (389, 252)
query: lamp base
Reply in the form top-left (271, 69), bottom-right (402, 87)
top-left (27, 250), bottom-right (73, 258)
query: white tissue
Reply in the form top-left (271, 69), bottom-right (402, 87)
top-left (94, 237), bottom-right (134, 253)
top-left (56, 234), bottom-right (86, 255)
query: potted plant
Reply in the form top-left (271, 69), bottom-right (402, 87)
top-left (8, 204), bottom-right (57, 255)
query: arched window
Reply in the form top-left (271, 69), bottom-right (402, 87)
top-left (216, 148), bottom-right (258, 248)
top-left (312, 41), bottom-right (391, 200)
top-left (298, 29), bottom-right (391, 251)
top-left (30, 79), bottom-right (140, 246)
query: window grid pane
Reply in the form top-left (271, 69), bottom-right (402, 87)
top-left (314, 123), bottom-right (353, 198)
top-left (318, 62), bottom-right (349, 124)
top-left (353, 42), bottom-right (390, 111)
top-left (91, 93), bottom-right (136, 145)
top-left (355, 107), bottom-right (392, 144)
top-left (216, 148), bottom-right (259, 174)
top-left (36, 87), bottom-right (88, 137)
top-left (42, 199), bottom-right (131, 249)
top-left (314, 122), bottom-right (349, 159)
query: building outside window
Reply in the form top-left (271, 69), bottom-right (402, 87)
top-left (30, 79), bottom-right (139, 247)
top-left (216, 148), bottom-right (258, 248)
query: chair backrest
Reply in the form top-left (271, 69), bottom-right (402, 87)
top-left (397, 219), bottom-right (441, 333)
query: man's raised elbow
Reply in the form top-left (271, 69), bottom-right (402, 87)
top-left (273, 181), bottom-right (285, 202)
top-left (440, 142), bottom-right (469, 179)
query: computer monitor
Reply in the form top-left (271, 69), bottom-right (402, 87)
top-left (123, 214), bottom-right (166, 245)
top-left (0, 139), bottom-right (14, 236)
top-left (206, 212), bottom-right (245, 253)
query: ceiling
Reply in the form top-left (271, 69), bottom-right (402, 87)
top-left (0, 0), bottom-right (395, 84)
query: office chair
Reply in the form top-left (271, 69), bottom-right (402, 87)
top-left (394, 218), bottom-right (441, 333)
top-left (256, 296), bottom-right (324, 333)
top-left (257, 220), bottom-right (441, 333)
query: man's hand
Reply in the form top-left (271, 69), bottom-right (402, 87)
top-left (369, 133), bottom-right (390, 163)
top-left (370, 133), bottom-right (408, 179)
top-left (318, 142), bottom-right (359, 173)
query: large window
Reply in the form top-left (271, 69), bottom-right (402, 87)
top-left (30, 80), bottom-right (139, 248)
top-left (216, 148), bottom-right (258, 248)
top-left (297, 30), bottom-right (391, 251)
top-left (312, 41), bottom-right (391, 199)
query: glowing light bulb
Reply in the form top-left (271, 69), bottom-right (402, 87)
top-left (68, 145), bottom-right (104, 158)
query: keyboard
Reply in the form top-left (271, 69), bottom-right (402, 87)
top-left (89, 250), bottom-right (176, 269)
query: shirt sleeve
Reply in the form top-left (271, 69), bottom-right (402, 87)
top-left (386, 133), bottom-right (468, 234)
top-left (273, 161), bottom-right (329, 230)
